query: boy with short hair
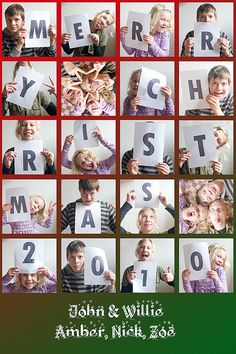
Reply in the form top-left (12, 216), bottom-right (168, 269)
top-left (61, 240), bottom-right (116, 292)
top-left (185, 65), bottom-right (234, 116)
top-left (61, 179), bottom-right (116, 234)
top-left (181, 3), bottom-right (233, 57)
top-left (3, 3), bottom-right (56, 57)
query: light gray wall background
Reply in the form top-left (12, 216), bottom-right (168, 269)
top-left (179, 120), bottom-right (233, 174)
top-left (120, 2), bottom-right (174, 56)
top-left (61, 2), bottom-right (116, 56)
top-left (120, 179), bottom-right (175, 233)
top-left (179, 238), bottom-right (234, 293)
top-left (2, 179), bottom-right (57, 234)
top-left (120, 120), bottom-right (174, 173)
top-left (179, 2), bottom-right (234, 55)
top-left (61, 119), bottom-right (116, 174)
top-left (120, 238), bottom-right (175, 293)
top-left (120, 61), bottom-right (174, 115)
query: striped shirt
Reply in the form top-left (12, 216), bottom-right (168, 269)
top-left (61, 265), bottom-right (109, 293)
top-left (185, 93), bottom-right (234, 116)
top-left (122, 148), bottom-right (173, 174)
top-left (181, 30), bottom-right (233, 57)
top-left (61, 199), bottom-right (116, 234)
top-left (2, 28), bottom-right (56, 57)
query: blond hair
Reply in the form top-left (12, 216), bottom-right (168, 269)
top-left (150, 4), bottom-right (174, 33)
top-left (30, 195), bottom-right (48, 222)
top-left (127, 69), bottom-right (142, 97)
top-left (135, 238), bottom-right (155, 257)
top-left (71, 150), bottom-right (99, 174)
top-left (15, 273), bottom-right (47, 290)
top-left (208, 243), bottom-right (230, 270)
top-left (15, 120), bottom-right (40, 140)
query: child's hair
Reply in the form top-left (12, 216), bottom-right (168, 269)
top-left (127, 69), bottom-right (142, 97)
top-left (66, 240), bottom-right (86, 258)
top-left (71, 150), bottom-right (99, 174)
top-left (14, 273), bottom-right (47, 290)
top-left (135, 238), bottom-right (155, 257)
top-left (93, 9), bottom-right (115, 28)
top-left (13, 61), bottom-right (32, 81)
top-left (99, 87), bottom-right (115, 106)
top-left (137, 208), bottom-right (157, 233)
top-left (208, 199), bottom-right (233, 225)
top-left (78, 179), bottom-right (100, 192)
top-left (29, 195), bottom-right (47, 222)
top-left (5, 4), bottom-right (25, 21)
top-left (150, 4), bottom-right (174, 33)
top-left (196, 3), bottom-right (217, 20)
top-left (208, 243), bottom-right (229, 270)
top-left (208, 65), bottom-right (231, 85)
top-left (15, 120), bottom-right (40, 140)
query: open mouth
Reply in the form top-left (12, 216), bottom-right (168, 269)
top-left (186, 211), bottom-right (194, 217)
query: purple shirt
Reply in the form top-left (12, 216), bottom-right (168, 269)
top-left (122, 95), bottom-right (174, 116)
top-left (2, 273), bottom-right (57, 293)
top-left (2, 212), bottom-right (53, 234)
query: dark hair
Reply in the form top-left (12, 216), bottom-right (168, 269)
top-left (66, 240), bottom-right (86, 258)
top-left (5, 4), bottom-right (25, 21)
top-left (78, 179), bottom-right (100, 192)
top-left (196, 3), bottom-right (217, 20)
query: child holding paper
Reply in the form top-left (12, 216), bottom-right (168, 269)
top-left (121, 238), bottom-right (174, 293)
top-left (62, 10), bottom-right (115, 56)
top-left (185, 65), bottom-right (233, 116)
top-left (2, 120), bottom-right (56, 174)
top-left (2, 197), bottom-right (56, 234)
top-left (2, 266), bottom-right (56, 293)
top-left (120, 191), bottom-right (175, 234)
top-left (121, 4), bottom-right (173, 57)
top-left (181, 3), bottom-right (233, 57)
top-left (2, 4), bottom-right (56, 57)
top-left (122, 69), bottom-right (174, 116)
top-left (61, 240), bottom-right (115, 292)
top-left (182, 243), bottom-right (229, 293)
top-left (61, 126), bottom-right (116, 174)
top-left (2, 61), bottom-right (57, 116)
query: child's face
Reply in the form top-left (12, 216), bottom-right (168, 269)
top-left (130, 73), bottom-right (141, 96)
top-left (63, 87), bottom-right (83, 105)
top-left (197, 10), bottom-right (216, 22)
top-left (67, 251), bottom-right (84, 272)
top-left (154, 11), bottom-right (171, 32)
top-left (30, 196), bottom-right (45, 215)
top-left (182, 205), bottom-right (208, 223)
top-left (96, 73), bottom-right (114, 91)
top-left (19, 120), bottom-right (38, 140)
top-left (6, 14), bottom-right (24, 34)
top-left (214, 129), bottom-right (227, 148)
top-left (20, 273), bottom-right (38, 290)
top-left (81, 74), bottom-right (98, 93)
top-left (76, 153), bottom-right (97, 171)
top-left (94, 12), bottom-right (113, 30)
top-left (79, 188), bottom-right (98, 206)
top-left (209, 78), bottom-right (230, 99)
top-left (211, 249), bottom-right (226, 270)
top-left (139, 209), bottom-right (156, 234)
top-left (137, 240), bottom-right (154, 261)
top-left (198, 180), bottom-right (224, 204)
top-left (208, 200), bottom-right (227, 230)
top-left (86, 99), bottom-right (103, 116)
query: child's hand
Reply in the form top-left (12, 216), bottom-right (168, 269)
top-left (65, 135), bottom-right (74, 145)
top-left (206, 95), bottom-right (223, 115)
top-left (143, 34), bottom-right (154, 45)
top-left (131, 96), bottom-right (141, 110)
top-left (160, 86), bottom-right (172, 100)
top-left (182, 268), bottom-right (191, 280)
top-left (218, 37), bottom-right (231, 57)
top-left (127, 271), bottom-right (137, 284)
top-left (48, 24), bottom-right (56, 42)
top-left (2, 204), bottom-right (13, 212)
top-left (41, 150), bottom-right (54, 166)
top-left (93, 62), bottom-right (106, 75)
top-left (179, 149), bottom-right (191, 167)
top-left (7, 267), bottom-right (20, 278)
top-left (79, 92), bottom-right (90, 110)
top-left (44, 76), bottom-right (56, 96)
top-left (126, 190), bottom-right (136, 203)
top-left (162, 267), bottom-right (174, 282)
top-left (158, 193), bottom-right (168, 208)
top-left (183, 37), bottom-right (195, 56)
top-left (93, 126), bottom-right (102, 139)
top-left (4, 150), bottom-right (17, 168)
top-left (90, 33), bottom-right (99, 46)
top-left (48, 201), bottom-right (56, 215)
top-left (156, 162), bottom-right (170, 175)
top-left (37, 266), bottom-right (50, 278)
top-left (17, 26), bottom-right (27, 47)
top-left (63, 62), bottom-right (83, 81)
top-left (61, 32), bottom-right (72, 44)
top-left (120, 26), bottom-right (128, 38)
top-left (104, 270), bottom-right (116, 285)
top-left (127, 159), bottom-right (139, 175)
top-left (207, 270), bottom-right (218, 279)
top-left (211, 160), bottom-right (223, 175)
top-left (2, 82), bottom-right (18, 97)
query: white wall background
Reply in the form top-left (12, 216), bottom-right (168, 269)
top-left (61, 238), bottom-right (116, 273)
top-left (2, 2), bottom-right (57, 27)
top-left (61, 2), bottom-right (116, 56)
top-left (120, 238), bottom-right (175, 293)
top-left (179, 120), bottom-right (233, 175)
top-left (179, 238), bottom-right (234, 293)
top-left (61, 119), bottom-right (116, 174)
top-left (2, 179), bottom-right (57, 234)
top-left (179, 61), bottom-right (234, 115)
top-left (2, 238), bottom-right (57, 277)
top-left (120, 179), bottom-right (175, 234)
top-left (120, 2), bottom-right (174, 56)
top-left (120, 119), bottom-right (174, 173)
top-left (179, 2), bottom-right (234, 55)
top-left (2, 120), bottom-right (57, 168)
top-left (61, 179), bottom-right (116, 234)
top-left (120, 61), bottom-right (174, 114)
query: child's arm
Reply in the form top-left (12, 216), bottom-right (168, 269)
top-left (108, 204), bottom-right (116, 233)
top-left (122, 96), bottom-right (140, 116)
top-left (99, 99), bottom-right (116, 116)
top-left (37, 267), bottom-right (57, 293)
top-left (120, 26), bottom-right (136, 55)
top-left (182, 269), bottom-right (195, 293)
top-left (96, 132), bottom-right (116, 171)
top-left (180, 32), bottom-right (195, 57)
top-left (2, 204), bottom-right (12, 226)
top-left (160, 87), bottom-right (174, 116)
top-left (38, 90), bottom-right (56, 115)
top-left (61, 34), bottom-right (74, 55)
top-left (208, 267), bottom-right (228, 293)
top-left (37, 213), bottom-right (53, 228)
top-left (147, 32), bottom-right (170, 57)
top-left (61, 135), bottom-right (73, 170)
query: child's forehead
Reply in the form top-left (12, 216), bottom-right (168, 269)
top-left (6, 13), bottom-right (23, 19)
top-left (70, 250), bottom-right (84, 256)
top-left (198, 10), bottom-right (216, 17)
